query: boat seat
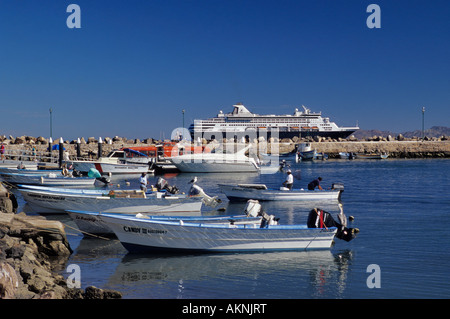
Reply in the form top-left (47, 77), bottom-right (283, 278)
top-left (109, 190), bottom-right (147, 198)
top-left (237, 184), bottom-right (267, 190)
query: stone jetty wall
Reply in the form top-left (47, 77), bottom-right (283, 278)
top-left (310, 140), bottom-right (450, 158)
top-left (0, 134), bottom-right (449, 159)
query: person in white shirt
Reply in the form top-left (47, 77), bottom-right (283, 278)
top-left (139, 173), bottom-right (148, 192)
top-left (283, 169), bottom-right (294, 190)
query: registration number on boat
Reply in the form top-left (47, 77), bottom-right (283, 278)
top-left (123, 226), bottom-right (167, 235)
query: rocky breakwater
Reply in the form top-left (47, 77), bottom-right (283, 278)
top-left (1, 134), bottom-right (449, 160)
top-left (0, 184), bottom-right (121, 299)
top-left (309, 136), bottom-right (450, 158)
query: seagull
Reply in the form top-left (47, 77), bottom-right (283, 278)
top-left (188, 176), bottom-right (198, 184)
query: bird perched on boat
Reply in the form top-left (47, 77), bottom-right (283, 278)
top-left (187, 176), bottom-right (222, 208)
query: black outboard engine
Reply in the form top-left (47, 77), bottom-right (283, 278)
top-left (96, 176), bottom-right (110, 185)
top-left (307, 208), bottom-right (359, 242)
top-left (156, 177), bottom-right (179, 194)
top-left (72, 169), bottom-right (82, 177)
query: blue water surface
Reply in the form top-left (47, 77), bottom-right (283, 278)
top-left (20, 158), bottom-right (449, 299)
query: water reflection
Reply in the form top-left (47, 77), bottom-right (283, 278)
top-left (100, 249), bottom-right (354, 299)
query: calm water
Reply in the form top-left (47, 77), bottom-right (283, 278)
top-left (16, 158), bottom-right (450, 299)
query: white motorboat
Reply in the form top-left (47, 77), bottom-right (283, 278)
top-left (169, 145), bottom-right (259, 173)
top-left (219, 183), bottom-right (343, 201)
top-left (18, 184), bottom-right (204, 214)
top-left (0, 172), bottom-right (96, 187)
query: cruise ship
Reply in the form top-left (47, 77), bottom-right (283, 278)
top-left (188, 103), bottom-right (359, 140)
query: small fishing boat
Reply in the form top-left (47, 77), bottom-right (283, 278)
top-left (0, 167), bottom-right (64, 175)
top-left (0, 172), bottom-right (96, 187)
top-left (78, 199), bottom-right (352, 252)
top-left (67, 150), bottom-right (149, 175)
top-left (0, 159), bottom-right (39, 170)
top-left (355, 153), bottom-right (389, 159)
top-left (260, 145), bottom-right (299, 163)
top-left (339, 152), bottom-right (355, 159)
top-left (69, 160), bottom-right (149, 175)
top-left (219, 183), bottom-right (343, 201)
top-left (67, 211), bottom-right (260, 236)
top-left (297, 142), bottom-right (327, 161)
top-left (18, 184), bottom-right (204, 214)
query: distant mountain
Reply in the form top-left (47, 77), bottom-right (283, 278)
top-left (402, 126), bottom-right (450, 138)
top-left (353, 126), bottom-right (450, 139)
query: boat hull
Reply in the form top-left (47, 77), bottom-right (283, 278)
top-left (219, 184), bottom-right (342, 201)
top-left (70, 161), bottom-right (149, 174)
top-left (67, 210), bottom-right (202, 235)
top-left (190, 130), bottom-right (357, 141)
top-left (19, 188), bottom-right (203, 214)
top-left (0, 160), bottom-right (39, 170)
top-left (0, 172), bottom-right (95, 186)
top-left (99, 214), bottom-right (338, 252)
top-left (172, 161), bottom-right (259, 173)
top-left (355, 153), bottom-right (389, 159)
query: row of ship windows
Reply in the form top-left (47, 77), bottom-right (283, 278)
top-left (204, 118), bottom-right (325, 123)
top-left (199, 123), bottom-right (333, 127)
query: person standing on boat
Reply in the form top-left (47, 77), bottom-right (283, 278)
top-left (0, 143), bottom-right (5, 160)
top-left (308, 177), bottom-right (323, 190)
top-left (139, 172), bottom-right (148, 192)
top-left (283, 169), bottom-right (294, 190)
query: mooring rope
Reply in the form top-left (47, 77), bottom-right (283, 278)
top-left (62, 222), bottom-right (111, 241)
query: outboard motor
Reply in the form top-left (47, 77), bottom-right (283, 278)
top-left (72, 169), bottom-right (82, 177)
top-left (307, 207), bottom-right (359, 242)
top-left (96, 176), bottom-right (111, 185)
top-left (156, 177), bottom-right (179, 194)
top-left (331, 182), bottom-right (344, 200)
top-left (331, 183), bottom-right (344, 191)
top-left (244, 199), bottom-right (262, 217)
top-left (244, 200), bottom-right (279, 228)
top-left (189, 182), bottom-right (222, 208)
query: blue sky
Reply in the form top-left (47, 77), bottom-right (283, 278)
top-left (0, 0), bottom-right (449, 140)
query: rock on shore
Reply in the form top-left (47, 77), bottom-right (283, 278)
top-left (0, 184), bottom-right (121, 299)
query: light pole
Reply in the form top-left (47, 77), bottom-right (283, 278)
top-left (182, 109), bottom-right (185, 140)
top-left (49, 108), bottom-right (53, 140)
top-left (422, 107), bottom-right (425, 140)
